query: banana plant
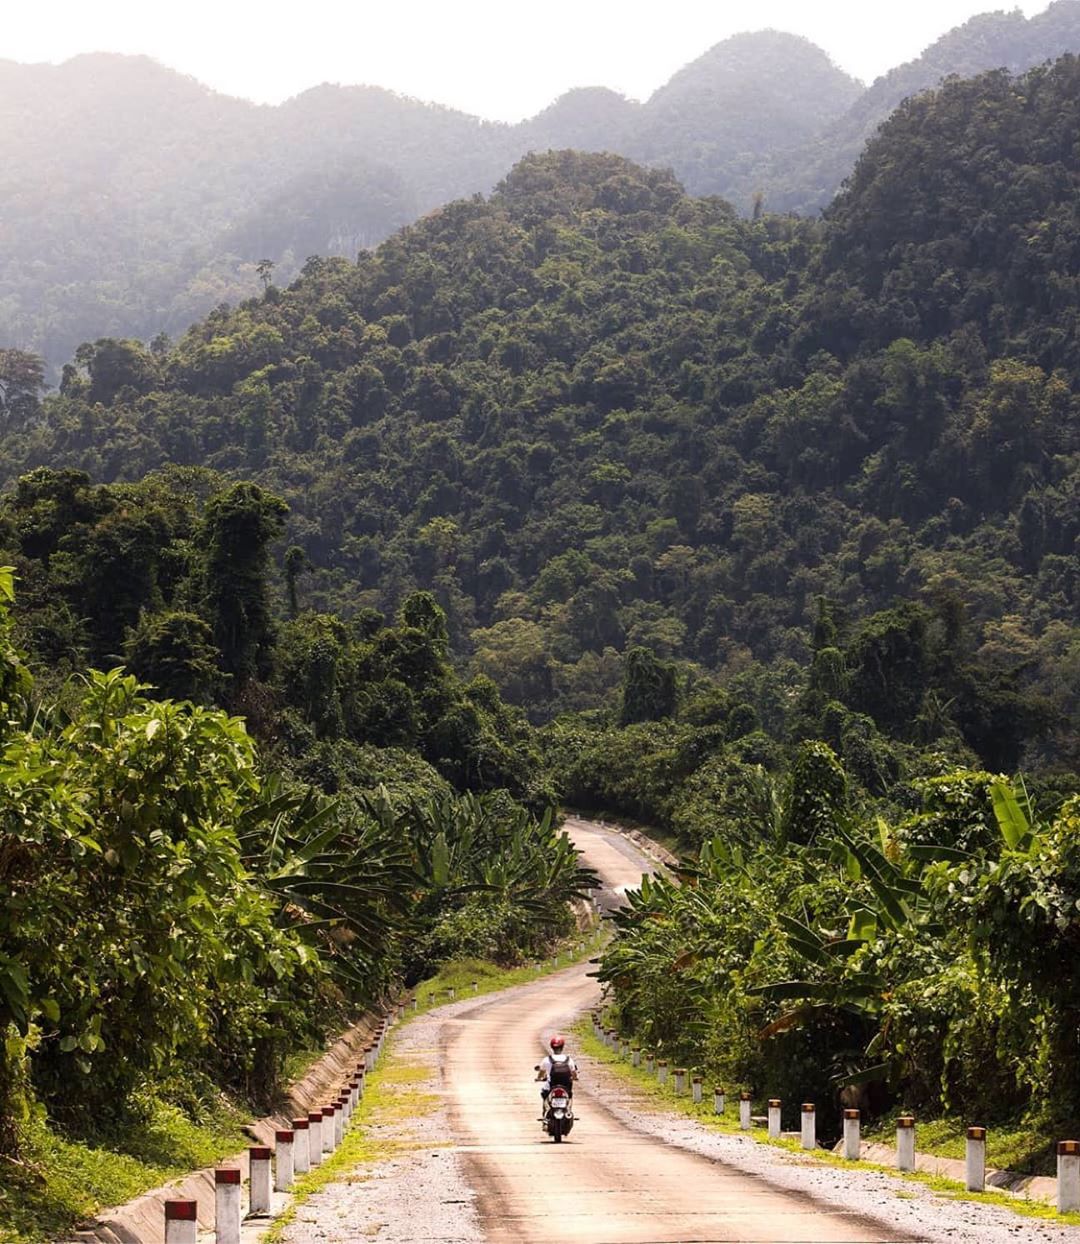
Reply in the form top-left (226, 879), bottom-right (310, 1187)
top-left (749, 778), bottom-right (1040, 1086)
top-left (238, 776), bottom-right (414, 985)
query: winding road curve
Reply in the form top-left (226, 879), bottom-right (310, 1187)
top-left (443, 818), bottom-right (910, 1243)
top-left (282, 817), bottom-right (1080, 1243)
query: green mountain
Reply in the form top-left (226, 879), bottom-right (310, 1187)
top-left (3, 55), bottom-right (1078, 775)
top-left (631, 30), bottom-right (861, 196)
top-left (750, 0), bottom-right (1080, 213)
top-left (10, 9), bottom-right (1080, 375)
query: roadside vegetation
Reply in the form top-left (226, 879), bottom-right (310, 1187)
top-left (0, 39), bottom-right (1078, 1242)
top-left (596, 764), bottom-right (1080, 1154)
top-left (578, 1022), bottom-right (1080, 1228)
top-left (0, 547), bottom-right (594, 1236)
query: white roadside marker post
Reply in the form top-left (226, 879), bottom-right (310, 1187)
top-left (307, 1111), bottom-right (323, 1167)
top-left (768, 1099), bottom-right (782, 1139)
top-left (275, 1129), bottom-right (295, 1192)
top-left (164, 1201), bottom-right (198, 1244)
top-left (249, 1147), bottom-right (272, 1215)
top-left (692, 1076), bottom-right (703, 1104)
top-left (843, 1109), bottom-right (861, 1160)
top-left (1059, 1141), bottom-right (1080, 1213)
top-left (739, 1091), bottom-right (752, 1130)
top-left (214, 1168), bottom-right (241, 1244)
top-left (292, 1118), bottom-right (310, 1174)
top-left (631, 1046), bottom-right (641, 1067)
top-left (657, 1060), bottom-right (669, 1086)
top-left (966, 1127), bottom-right (986, 1192)
top-left (322, 1105), bottom-right (335, 1155)
top-left (714, 1087), bottom-right (726, 1115)
top-left (673, 1068), bottom-right (687, 1095)
top-left (801, 1103), bottom-right (816, 1150)
top-left (897, 1115), bottom-right (916, 1172)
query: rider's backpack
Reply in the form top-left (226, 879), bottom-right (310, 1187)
top-left (549, 1053), bottom-right (574, 1091)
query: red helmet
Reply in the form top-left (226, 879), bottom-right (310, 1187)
top-left (550, 1034), bottom-right (566, 1051)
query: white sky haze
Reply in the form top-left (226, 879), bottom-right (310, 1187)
top-left (1, 0), bottom-right (1055, 120)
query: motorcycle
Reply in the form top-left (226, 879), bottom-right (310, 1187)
top-left (544, 1086), bottom-right (574, 1142)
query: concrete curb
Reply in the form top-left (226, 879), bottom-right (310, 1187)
top-left (848, 1141), bottom-right (1058, 1204)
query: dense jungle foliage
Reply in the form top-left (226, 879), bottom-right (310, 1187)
top-left (0, 481), bottom-right (594, 1171)
top-left (5, 4), bottom-right (1080, 373)
top-left (598, 768), bottom-right (1080, 1160)
top-left (0, 40), bottom-right (1079, 1204)
top-left (4, 57), bottom-right (1077, 782)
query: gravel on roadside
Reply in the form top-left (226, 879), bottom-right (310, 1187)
top-left (277, 1006), bottom-right (484, 1244)
top-left (581, 1046), bottom-right (1080, 1244)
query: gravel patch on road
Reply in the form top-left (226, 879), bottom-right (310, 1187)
top-left (583, 1049), bottom-right (1080, 1244)
top-left (278, 1005), bottom-right (484, 1244)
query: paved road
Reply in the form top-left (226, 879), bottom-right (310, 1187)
top-left (441, 818), bottom-right (913, 1243)
top-left (284, 818), bottom-right (1080, 1244)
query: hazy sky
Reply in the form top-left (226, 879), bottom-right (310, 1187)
top-left (3, 0), bottom-right (1054, 120)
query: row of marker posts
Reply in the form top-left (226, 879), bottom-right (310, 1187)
top-left (162, 999), bottom-right (409, 1244)
top-left (166, 952), bottom-right (601, 1243)
top-left (591, 1013), bottom-right (1080, 1216)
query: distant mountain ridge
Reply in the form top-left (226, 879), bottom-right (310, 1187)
top-left (746, 0), bottom-right (1080, 212)
top-left (3, 4), bottom-right (1080, 371)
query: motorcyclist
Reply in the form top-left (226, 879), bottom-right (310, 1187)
top-left (535, 1034), bottom-right (577, 1120)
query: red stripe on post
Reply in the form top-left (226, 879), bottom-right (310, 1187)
top-left (308, 1112), bottom-right (322, 1124)
top-left (898, 1116), bottom-right (915, 1129)
top-left (215, 1167), bottom-right (241, 1184)
top-left (165, 1200), bottom-right (198, 1220)
top-left (844, 1109), bottom-right (860, 1119)
top-left (967, 1127), bottom-right (986, 1140)
top-left (1059, 1140), bottom-right (1080, 1155)
top-left (322, 1106), bottom-right (334, 1117)
top-left (802, 1103), bottom-right (815, 1112)
top-left (276, 1130), bottom-right (294, 1143)
top-left (249, 1146), bottom-right (272, 1160)
top-left (292, 1117), bottom-right (309, 1129)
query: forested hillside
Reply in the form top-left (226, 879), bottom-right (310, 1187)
top-left (748, 0), bottom-right (1080, 213)
top-left (0, 35), bottom-right (853, 374)
top-left (6, 4), bottom-right (1080, 374)
top-left (0, 468), bottom-right (592, 1227)
top-left (5, 57), bottom-right (1077, 780)
top-left (2, 33), bottom-right (1080, 1235)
